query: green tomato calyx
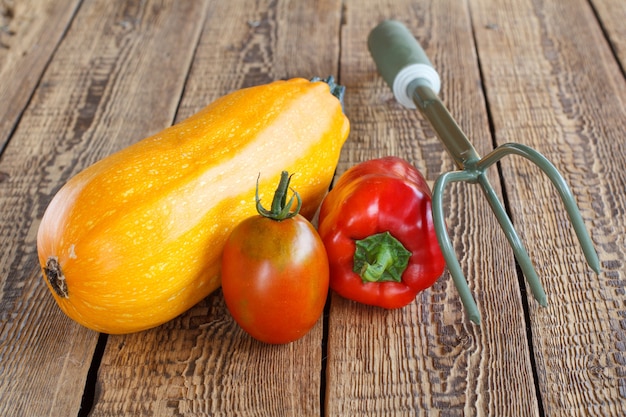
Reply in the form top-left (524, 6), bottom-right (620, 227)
top-left (256, 171), bottom-right (302, 221)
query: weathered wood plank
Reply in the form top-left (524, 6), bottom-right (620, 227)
top-left (0, 0), bottom-right (80, 150)
top-left (2, 1), bottom-right (624, 416)
top-left (470, 0), bottom-right (626, 414)
top-left (326, 0), bottom-right (539, 415)
top-left (0, 0), bottom-right (208, 416)
top-left (89, 1), bottom-right (343, 416)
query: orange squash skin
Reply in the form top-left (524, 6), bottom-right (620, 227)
top-left (37, 78), bottom-right (350, 334)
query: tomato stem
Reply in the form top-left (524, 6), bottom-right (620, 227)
top-left (354, 232), bottom-right (411, 283)
top-left (256, 171), bottom-right (302, 221)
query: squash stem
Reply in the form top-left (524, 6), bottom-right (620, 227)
top-left (256, 171), bottom-right (302, 221)
top-left (311, 76), bottom-right (345, 111)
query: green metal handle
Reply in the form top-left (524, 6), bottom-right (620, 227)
top-left (367, 20), bottom-right (441, 108)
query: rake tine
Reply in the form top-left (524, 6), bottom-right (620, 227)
top-left (479, 143), bottom-right (601, 274)
top-left (432, 170), bottom-right (482, 324)
top-left (476, 173), bottom-right (548, 306)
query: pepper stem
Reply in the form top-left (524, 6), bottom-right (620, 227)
top-left (256, 171), bottom-right (302, 221)
top-left (354, 232), bottom-right (412, 283)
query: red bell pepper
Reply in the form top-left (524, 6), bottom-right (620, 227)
top-left (317, 156), bottom-right (445, 308)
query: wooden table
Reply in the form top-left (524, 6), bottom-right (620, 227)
top-left (1, 0), bottom-right (625, 415)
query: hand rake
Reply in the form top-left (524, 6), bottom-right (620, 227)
top-left (367, 20), bottom-right (600, 324)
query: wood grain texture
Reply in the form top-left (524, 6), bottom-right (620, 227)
top-left (174, 0), bottom-right (344, 119)
top-left (90, 1), bottom-right (343, 416)
top-left (92, 297), bottom-right (325, 416)
top-left (0, 0), bottom-right (208, 415)
top-left (0, 0), bottom-right (80, 150)
top-left (326, 0), bottom-right (539, 415)
top-left (470, 0), bottom-right (626, 414)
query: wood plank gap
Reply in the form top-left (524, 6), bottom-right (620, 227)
top-left (586, 0), bottom-right (626, 80)
top-left (335, 2), bottom-right (347, 83)
top-left (77, 333), bottom-right (108, 417)
top-left (321, 4), bottom-right (347, 414)
top-left (467, 3), bottom-right (546, 415)
top-left (168, 8), bottom-right (212, 128)
top-left (320, 295), bottom-right (331, 417)
top-left (513, 261), bottom-right (547, 417)
top-left (0, 1), bottom-right (82, 158)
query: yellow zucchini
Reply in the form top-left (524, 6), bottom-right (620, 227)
top-left (37, 77), bottom-right (350, 334)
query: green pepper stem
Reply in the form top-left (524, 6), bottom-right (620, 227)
top-left (256, 171), bottom-right (302, 221)
top-left (353, 231), bottom-right (412, 283)
top-left (360, 245), bottom-right (395, 282)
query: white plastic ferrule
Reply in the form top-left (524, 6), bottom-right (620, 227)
top-left (392, 64), bottom-right (441, 109)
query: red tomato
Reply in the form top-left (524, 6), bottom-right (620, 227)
top-left (221, 213), bottom-right (329, 344)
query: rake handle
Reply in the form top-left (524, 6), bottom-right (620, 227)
top-left (368, 20), bottom-right (480, 169)
top-left (367, 20), bottom-right (441, 108)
